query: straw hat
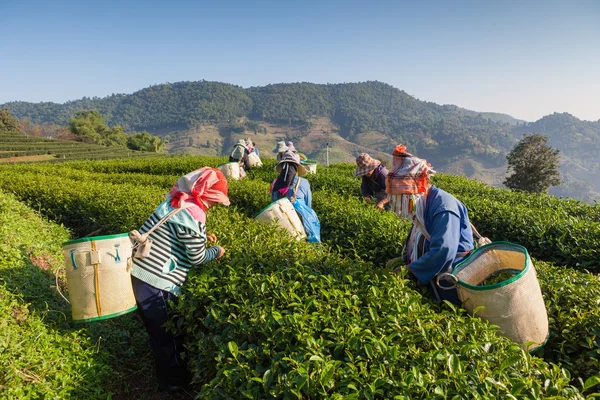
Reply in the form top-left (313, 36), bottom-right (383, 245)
top-left (286, 141), bottom-right (297, 152)
top-left (276, 152), bottom-right (308, 177)
top-left (354, 153), bottom-right (381, 176)
top-left (272, 141), bottom-right (289, 153)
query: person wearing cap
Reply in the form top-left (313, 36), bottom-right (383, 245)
top-left (355, 153), bottom-right (390, 211)
top-left (130, 167), bottom-right (229, 392)
top-left (270, 152), bottom-right (312, 208)
top-left (272, 141), bottom-right (290, 162)
top-left (386, 145), bottom-right (474, 305)
top-left (230, 139), bottom-right (251, 170)
top-left (286, 141), bottom-right (308, 161)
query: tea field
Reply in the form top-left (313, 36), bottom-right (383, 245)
top-left (0, 156), bottom-right (599, 399)
top-left (0, 130), bottom-right (162, 162)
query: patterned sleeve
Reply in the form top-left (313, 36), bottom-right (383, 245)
top-left (175, 223), bottom-right (220, 266)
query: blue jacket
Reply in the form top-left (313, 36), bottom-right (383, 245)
top-left (407, 186), bottom-right (474, 285)
top-left (271, 176), bottom-right (312, 208)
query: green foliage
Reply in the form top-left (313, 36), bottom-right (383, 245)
top-left (126, 131), bottom-right (167, 152)
top-left (505, 134), bottom-right (562, 194)
top-left (0, 190), bottom-right (112, 398)
top-left (536, 260), bottom-right (600, 382)
top-left (69, 109), bottom-right (127, 146)
top-left (2, 157), bottom-right (600, 397)
top-left (176, 207), bottom-right (581, 399)
top-left (0, 108), bottom-right (20, 132)
top-left (69, 110), bottom-right (166, 153)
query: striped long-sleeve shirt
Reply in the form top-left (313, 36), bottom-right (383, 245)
top-left (131, 209), bottom-right (220, 296)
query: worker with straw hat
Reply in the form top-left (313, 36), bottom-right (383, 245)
top-left (355, 153), bottom-right (390, 211)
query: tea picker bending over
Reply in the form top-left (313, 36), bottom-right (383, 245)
top-left (271, 152), bottom-right (312, 207)
top-left (286, 141), bottom-right (308, 161)
top-left (270, 152), bottom-right (321, 242)
top-left (246, 139), bottom-right (260, 157)
top-left (130, 167), bottom-right (229, 392)
top-left (355, 153), bottom-right (391, 211)
top-left (273, 141), bottom-right (290, 162)
top-left (387, 145), bottom-right (474, 305)
top-left (229, 139), bottom-right (251, 172)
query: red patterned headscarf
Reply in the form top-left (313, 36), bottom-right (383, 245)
top-left (386, 145), bottom-right (435, 195)
top-left (168, 167), bottom-right (230, 212)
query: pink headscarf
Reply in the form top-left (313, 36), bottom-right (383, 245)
top-left (167, 167), bottom-right (230, 221)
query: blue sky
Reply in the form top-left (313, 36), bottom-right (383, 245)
top-left (1, 0), bottom-right (598, 121)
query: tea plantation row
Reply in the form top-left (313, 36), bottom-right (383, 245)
top-left (1, 157), bottom-right (598, 270)
top-left (244, 162), bottom-right (600, 271)
top-left (0, 189), bottom-right (112, 398)
top-left (224, 178), bottom-right (600, 384)
top-left (1, 160), bottom-right (600, 398)
top-left (0, 173), bottom-right (586, 399)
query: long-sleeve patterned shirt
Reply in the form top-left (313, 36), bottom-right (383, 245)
top-left (131, 205), bottom-right (220, 296)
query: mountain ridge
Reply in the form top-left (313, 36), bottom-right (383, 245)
top-left (2, 80), bottom-right (599, 202)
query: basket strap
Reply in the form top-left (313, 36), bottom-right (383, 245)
top-left (139, 203), bottom-right (191, 241)
top-left (289, 178), bottom-right (302, 203)
top-left (470, 223), bottom-right (483, 240)
top-left (413, 218), bottom-right (431, 241)
top-left (470, 222), bottom-right (492, 246)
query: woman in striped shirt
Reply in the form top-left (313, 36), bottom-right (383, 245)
top-left (130, 167), bottom-right (229, 392)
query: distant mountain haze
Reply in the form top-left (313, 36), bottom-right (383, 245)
top-left (3, 81), bottom-right (599, 202)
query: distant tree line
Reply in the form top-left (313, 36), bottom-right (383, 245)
top-left (3, 82), bottom-right (600, 195)
top-left (1, 81), bottom-right (521, 164)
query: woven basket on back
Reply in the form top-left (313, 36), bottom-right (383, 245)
top-left (438, 242), bottom-right (548, 351)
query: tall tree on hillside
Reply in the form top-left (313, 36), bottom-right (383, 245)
top-left (69, 110), bottom-right (165, 152)
top-left (0, 108), bottom-right (20, 132)
top-left (127, 131), bottom-right (167, 152)
top-left (69, 110), bottom-right (114, 144)
top-left (504, 134), bottom-right (561, 194)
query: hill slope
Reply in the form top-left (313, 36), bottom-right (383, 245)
top-left (3, 80), bottom-right (599, 202)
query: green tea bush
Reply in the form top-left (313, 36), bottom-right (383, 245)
top-left (0, 190), bottom-right (112, 399)
top-left (176, 206), bottom-right (583, 399)
top-left (63, 155), bottom-right (227, 175)
top-left (536, 260), bottom-right (600, 383)
top-left (432, 174), bottom-right (600, 223)
top-left (1, 157), bottom-right (599, 396)
top-left (0, 170), bottom-right (162, 237)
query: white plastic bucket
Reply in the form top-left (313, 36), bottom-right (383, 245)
top-left (301, 160), bottom-right (318, 174)
top-left (248, 152), bottom-right (263, 167)
top-left (218, 162), bottom-right (242, 180)
top-left (62, 233), bottom-right (137, 322)
top-left (255, 198), bottom-right (307, 240)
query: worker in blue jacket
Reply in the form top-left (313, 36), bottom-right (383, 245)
top-left (386, 145), bottom-right (474, 305)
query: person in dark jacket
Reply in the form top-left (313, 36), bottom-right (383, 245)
top-left (386, 145), bottom-right (474, 305)
top-left (355, 153), bottom-right (390, 211)
top-left (130, 167), bottom-right (229, 392)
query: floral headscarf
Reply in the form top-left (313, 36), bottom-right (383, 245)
top-left (168, 167), bottom-right (230, 213)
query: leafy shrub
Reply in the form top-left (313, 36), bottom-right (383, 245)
top-left (0, 189), bottom-right (112, 398)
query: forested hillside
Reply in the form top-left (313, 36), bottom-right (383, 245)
top-left (3, 81), bottom-right (599, 202)
top-left (1, 81), bottom-right (519, 164)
